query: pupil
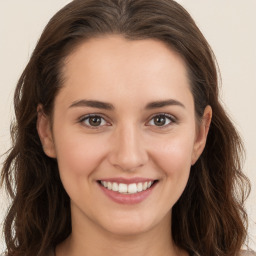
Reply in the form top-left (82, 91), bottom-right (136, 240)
top-left (154, 116), bottom-right (165, 126)
top-left (89, 117), bottom-right (101, 126)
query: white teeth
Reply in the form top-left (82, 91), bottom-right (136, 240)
top-left (100, 180), bottom-right (155, 194)
top-left (112, 182), bottom-right (118, 191)
top-left (143, 182), bottom-right (148, 190)
top-left (137, 182), bottom-right (143, 192)
top-left (118, 183), bottom-right (128, 193)
top-left (107, 182), bottom-right (112, 190)
top-left (128, 183), bottom-right (137, 194)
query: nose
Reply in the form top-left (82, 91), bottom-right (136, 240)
top-left (108, 124), bottom-right (149, 172)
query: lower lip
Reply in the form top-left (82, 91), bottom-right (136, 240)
top-left (98, 183), bottom-right (156, 204)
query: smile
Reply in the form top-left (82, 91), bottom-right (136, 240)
top-left (99, 180), bottom-right (156, 194)
top-left (97, 179), bottom-right (158, 204)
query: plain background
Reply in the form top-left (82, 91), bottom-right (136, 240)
top-left (0, 0), bottom-right (255, 252)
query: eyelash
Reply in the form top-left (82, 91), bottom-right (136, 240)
top-left (79, 114), bottom-right (110, 129)
top-left (78, 113), bottom-right (176, 129)
top-left (147, 113), bottom-right (176, 128)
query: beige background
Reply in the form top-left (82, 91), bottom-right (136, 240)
top-left (0, 0), bottom-right (255, 252)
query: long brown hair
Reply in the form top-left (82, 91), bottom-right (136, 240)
top-left (1, 0), bottom-right (250, 255)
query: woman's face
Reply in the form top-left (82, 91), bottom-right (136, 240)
top-left (38, 35), bottom-right (211, 236)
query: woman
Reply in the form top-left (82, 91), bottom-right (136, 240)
top-left (1, 0), bottom-right (254, 255)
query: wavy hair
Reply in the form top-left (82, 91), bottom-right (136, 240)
top-left (1, 0), bottom-right (250, 255)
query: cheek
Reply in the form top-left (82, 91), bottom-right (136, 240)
top-left (150, 133), bottom-right (195, 176)
top-left (149, 134), bottom-right (195, 207)
top-left (54, 130), bottom-right (108, 178)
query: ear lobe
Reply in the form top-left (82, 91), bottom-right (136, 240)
top-left (191, 105), bottom-right (212, 165)
top-left (37, 105), bottom-right (56, 158)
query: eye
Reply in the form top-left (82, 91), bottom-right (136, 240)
top-left (80, 114), bottom-right (109, 128)
top-left (147, 114), bottom-right (175, 127)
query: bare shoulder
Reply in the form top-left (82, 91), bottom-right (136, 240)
top-left (240, 250), bottom-right (256, 256)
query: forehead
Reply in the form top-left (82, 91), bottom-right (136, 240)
top-left (58, 35), bottom-right (192, 109)
top-left (63, 35), bottom-right (188, 79)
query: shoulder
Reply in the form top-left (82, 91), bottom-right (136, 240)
top-left (240, 250), bottom-right (256, 256)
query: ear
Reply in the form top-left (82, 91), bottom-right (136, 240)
top-left (191, 105), bottom-right (212, 165)
top-left (37, 105), bottom-right (56, 158)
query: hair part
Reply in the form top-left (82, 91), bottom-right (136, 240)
top-left (1, 1), bottom-right (250, 255)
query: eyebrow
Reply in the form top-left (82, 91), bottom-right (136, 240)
top-left (145, 99), bottom-right (185, 109)
top-left (69, 100), bottom-right (114, 110)
top-left (69, 98), bottom-right (185, 110)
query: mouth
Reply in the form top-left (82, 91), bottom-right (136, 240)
top-left (97, 180), bottom-right (159, 195)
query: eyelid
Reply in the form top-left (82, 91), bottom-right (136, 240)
top-left (78, 113), bottom-right (111, 128)
top-left (77, 112), bottom-right (177, 129)
top-left (146, 113), bottom-right (177, 127)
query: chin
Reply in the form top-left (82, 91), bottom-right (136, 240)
top-left (98, 212), bottom-right (166, 237)
top-left (103, 222), bottom-right (151, 236)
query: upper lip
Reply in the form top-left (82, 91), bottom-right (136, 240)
top-left (98, 177), bottom-right (158, 184)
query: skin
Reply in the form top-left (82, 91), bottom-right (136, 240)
top-left (37, 35), bottom-right (212, 256)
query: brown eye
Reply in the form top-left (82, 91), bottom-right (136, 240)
top-left (148, 114), bottom-right (174, 127)
top-left (153, 115), bottom-right (167, 126)
top-left (81, 115), bottom-right (108, 127)
top-left (89, 116), bottom-right (102, 126)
